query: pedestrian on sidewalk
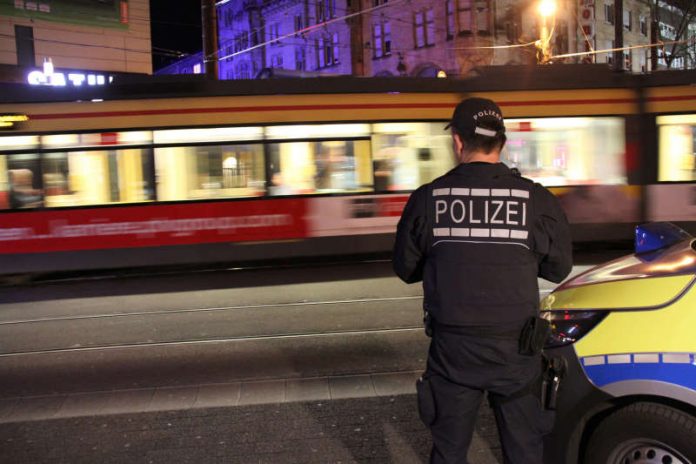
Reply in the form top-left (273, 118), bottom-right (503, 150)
top-left (392, 97), bottom-right (572, 464)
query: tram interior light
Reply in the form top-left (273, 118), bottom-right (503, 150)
top-left (154, 127), bottom-right (264, 144)
top-left (265, 124), bottom-right (371, 140)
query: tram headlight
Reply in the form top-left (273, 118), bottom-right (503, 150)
top-left (541, 310), bottom-right (608, 348)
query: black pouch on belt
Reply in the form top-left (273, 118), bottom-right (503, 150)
top-left (518, 316), bottom-right (551, 356)
top-left (416, 375), bottom-right (437, 426)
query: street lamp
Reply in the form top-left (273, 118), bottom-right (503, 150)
top-left (536, 0), bottom-right (556, 64)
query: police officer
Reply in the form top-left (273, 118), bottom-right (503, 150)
top-left (393, 97), bottom-right (572, 464)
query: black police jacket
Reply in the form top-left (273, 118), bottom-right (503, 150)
top-left (393, 162), bottom-right (572, 327)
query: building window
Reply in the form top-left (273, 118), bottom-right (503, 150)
top-left (316, 0), bottom-right (334, 23)
top-left (317, 38), bottom-right (325, 67)
top-left (415, 10), bottom-right (434, 48)
top-left (639, 51), bottom-right (647, 72)
top-left (458, 0), bottom-right (473, 33)
top-left (372, 0), bottom-right (388, 6)
top-left (623, 10), bottom-right (632, 31)
top-left (446, 0), bottom-right (456, 39)
top-left (332, 33), bottom-right (340, 64)
top-left (639, 16), bottom-right (647, 36)
top-left (295, 47), bottom-right (306, 70)
top-left (316, 34), bottom-right (338, 68)
top-left (241, 30), bottom-right (249, 50)
top-left (373, 22), bottom-right (392, 58)
top-left (268, 23), bottom-right (280, 44)
top-left (660, 23), bottom-right (676, 40)
top-left (415, 11), bottom-right (425, 48)
top-left (272, 54), bottom-right (283, 68)
top-left (426, 9), bottom-right (435, 45)
top-left (294, 14), bottom-right (304, 34)
top-left (15, 25), bottom-right (35, 67)
top-left (326, 0), bottom-right (336, 18)
top-left (374, 23), bottom-right (383, 58)
top-left (606, 40), bottom-right (614, 65)
top-left (476, 0), bottom-right (491, 34)
top-left (236, 62), bottom-right (251, 79)
top-left (605, 3), bottom-right (614, 25)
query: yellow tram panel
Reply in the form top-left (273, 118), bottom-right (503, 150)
top-left (645, 85), bottom-right (696, 114)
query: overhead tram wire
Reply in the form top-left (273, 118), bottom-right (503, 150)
top-left (549, 36), bottom-right (696, 62)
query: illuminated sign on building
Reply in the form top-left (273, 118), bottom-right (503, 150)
top-left (27, 70), bottom-right (114, 87)
top-left (27, 60), bottom-right (115, 87)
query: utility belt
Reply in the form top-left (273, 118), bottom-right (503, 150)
top-left (424, 311), bottom-right (550, 356)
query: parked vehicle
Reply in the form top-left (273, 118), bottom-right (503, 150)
top-left (542, 222), bottom-right (696, 464)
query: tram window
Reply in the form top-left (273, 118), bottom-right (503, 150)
top-left (42, 131), bottom-right (152, 148)
top-left (372, 123), bottom-right (455, 191)
top-left (267, 139), bottom-right (372, 195)
top-left (42, 148), bottom-right (155, 207)
top-left (657, 115), bottom-right (696, 182)
top-left (155, 143), bottom-right (265, 201)
top-left (503, 117), bottom-right (626, 186)
top-left (4, 153), bottom-right (44, 209)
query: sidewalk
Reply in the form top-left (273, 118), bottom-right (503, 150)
top-left (0, 371), bottom-right (421, 424)
top-left (0, 371), bottom-right (504, 464)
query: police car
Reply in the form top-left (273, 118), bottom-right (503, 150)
top-left (541, 222), bottom-right (696, 464)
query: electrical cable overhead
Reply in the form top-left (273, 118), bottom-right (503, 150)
top-left (549, 36), bottom-right (696, 61)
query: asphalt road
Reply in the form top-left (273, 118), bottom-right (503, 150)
top-left (0, 259), bottom-right (601, 463)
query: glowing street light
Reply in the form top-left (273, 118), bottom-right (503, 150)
top-left (536, 0), bottom-right (556, 64)
top-left (538, 0), bottom-right (556, 18)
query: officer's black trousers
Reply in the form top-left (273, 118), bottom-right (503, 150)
top-left (421, 329), bottom-right (553, 464)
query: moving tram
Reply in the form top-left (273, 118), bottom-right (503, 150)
top-left (1, 64), bottom-right (695, 276)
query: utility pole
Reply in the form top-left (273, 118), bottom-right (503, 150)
top-left (613, 0), bottom-right (624, 71)
top-left (201, 0), bottom-right (219, 79)
top-left (348, 0), bottom-right (364, 76)
top-left (651, 0), bottom-right (659, 71)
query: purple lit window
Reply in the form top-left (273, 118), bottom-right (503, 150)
top-left (426, 9), bottom-right (435, 45)
top-left (458, 0), bottom-right (472, 33)
top-left (446, 0), bottom-right (456, 39)
top-left (374, 24), bottom-right (383, 58)
top-left (415, 11), bottom-right (425, 48)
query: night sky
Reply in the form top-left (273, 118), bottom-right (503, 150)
top-left (149, 0), bottom-right (202, 71)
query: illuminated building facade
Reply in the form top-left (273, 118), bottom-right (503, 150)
top-left (215, 0), bottom-right (354, 79)
top-left (154, 0), bottom-right (696, 79)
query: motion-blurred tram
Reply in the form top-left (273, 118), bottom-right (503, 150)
top-left (1, 64), bottom-right (695, 276)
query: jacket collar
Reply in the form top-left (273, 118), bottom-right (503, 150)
top-left (450, 161), bottom-right (512, 178)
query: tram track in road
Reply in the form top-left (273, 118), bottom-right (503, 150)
top-left (0, 326), bottom-right (425, 358)
top-left (0, 258), bottom-right (562, 398)
top-left (0, 289), bottom-right (554, 358)
top-left (0, 294), bottom-right (427, 357)
top-left (0, 295), bottom-right (424, 326)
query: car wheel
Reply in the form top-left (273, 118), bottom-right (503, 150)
top-left (584, 402), bottom-right (696, 464)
